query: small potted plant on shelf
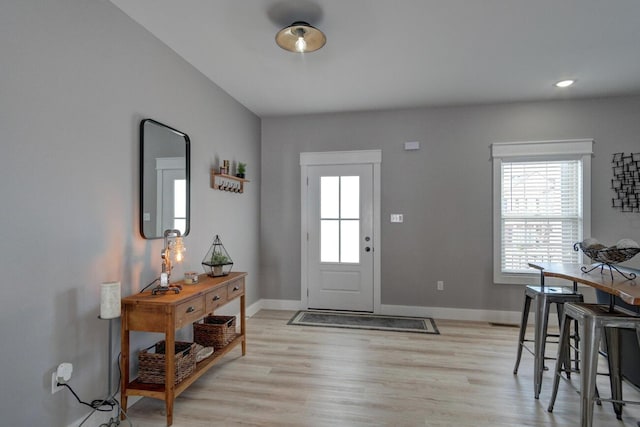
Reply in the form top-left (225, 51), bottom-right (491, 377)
top-left (236, 162), bottom-right (246, 179)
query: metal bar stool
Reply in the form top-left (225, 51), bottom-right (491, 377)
top-left (548, 302), bottom-right (640, 427)
top-left (513, 284), bottom-right (584, 398)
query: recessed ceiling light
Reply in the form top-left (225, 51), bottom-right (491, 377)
top-left (555, 79), bottom-right (576, 88)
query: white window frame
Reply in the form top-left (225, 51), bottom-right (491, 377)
top-left (491, 139), bottom-right (593, 285)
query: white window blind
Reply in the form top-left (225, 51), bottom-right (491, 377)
top-left (501, 160), bottom-right (582, 273)
top-left (491, 139), bottom-right (592, 284)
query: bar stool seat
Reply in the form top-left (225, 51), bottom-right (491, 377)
top-left (548, 302), bottom-right (640, 427)
top-left (513, 285), bottom-right (584, 399)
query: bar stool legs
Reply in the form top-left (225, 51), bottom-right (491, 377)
top-left (581, 313), bottom-right (601, 426)
top-left (548, 303), bottom-right (640, 427)
top-left (513, 285), bottom-right (583, 399)
top-left (513, 290), bottom-right (532, 375)
top-left (604, 328), bottom-right (623, 419)
top-left (533, 292), bottom-right (552, 398)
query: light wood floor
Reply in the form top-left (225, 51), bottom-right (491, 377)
top-left (125, 310), bottom-right (640, 426)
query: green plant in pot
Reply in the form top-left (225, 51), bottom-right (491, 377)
top-left (236, 162), bottom-right (246, 179)
top-left (210, 252), bottom-right (229, 276)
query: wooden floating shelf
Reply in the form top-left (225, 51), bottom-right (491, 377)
top-left (210, 171), bottom-right (249, 193)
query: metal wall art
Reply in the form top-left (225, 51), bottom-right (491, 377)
top-left (611, 152), bottom-right (640, 213)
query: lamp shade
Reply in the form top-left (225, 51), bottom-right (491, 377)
top-left (275, 21), bottom-right (326, 53)
top-left (100, 281), bottom-right (121, 319)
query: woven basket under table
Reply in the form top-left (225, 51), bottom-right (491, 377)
top-left (193, 315), bottom-right (236, 349)
top-left (138, 341), bottom-right (196, 385)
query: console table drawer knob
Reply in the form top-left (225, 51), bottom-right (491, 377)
top-left (186, 306), bottom-right (196, 313)
top-left (212, 295), bottom-right (221, 301)
top-left (227, 281), bottom-right (244, 299)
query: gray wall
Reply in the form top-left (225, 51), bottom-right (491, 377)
top-left (2, 1), bottom-right (640, 425)
top-left (261, 96), bottom-right (640, 311)
top-left (0, 1), bottom-right (260, 425)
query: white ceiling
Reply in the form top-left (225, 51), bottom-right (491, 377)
top-left (110, 0), bottom-right (640, 117)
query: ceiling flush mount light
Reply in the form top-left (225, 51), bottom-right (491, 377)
top-left (276, 21), bottom-right (326, 53)
top-left (555, 79), bottom-right (576, 88)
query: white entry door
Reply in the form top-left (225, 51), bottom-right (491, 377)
top-left (160, 170), bottom-right (186, 233)
top-left (155, 157), bottom-right (187, 236)
top-left (306, 163), bottom-right (375, 312)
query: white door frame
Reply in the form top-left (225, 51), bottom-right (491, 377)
top-left (155, 156), bottom-right (186, 236)
top-left (300, 150), bottom-right (382, 313)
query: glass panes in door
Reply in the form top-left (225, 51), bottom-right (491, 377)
top-left (320, 176), bottom-right (360, 263)
top-left (173, 179), bottom-right (187, 232)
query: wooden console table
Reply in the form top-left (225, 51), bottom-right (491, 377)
top-left (120, 272), bottom-right (247, 426)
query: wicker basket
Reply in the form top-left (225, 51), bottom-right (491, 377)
top-left (138, 341), bottom-right (196, 385)
top-left (193, 315), bottom-right (236, 349)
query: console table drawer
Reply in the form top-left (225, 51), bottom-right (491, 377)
top-left (205, 288), bottom-right (228, 312)
top-left (227, 280), bottom-right (244, 300)
top-left (175, 297), bottom-right (205, 329)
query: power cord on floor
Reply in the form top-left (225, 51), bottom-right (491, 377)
top-left (57, 383), bottom-right (115, 412)
top-left (98, 416), bottom-right (122, 427)
top-left (59, 352), bottom-right (133, 427)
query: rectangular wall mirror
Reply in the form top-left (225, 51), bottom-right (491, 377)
top-left (140, 118), bottom-right (190, 239)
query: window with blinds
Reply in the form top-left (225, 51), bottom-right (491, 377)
top-left (500, 160), bottom-right (582, 273)
top-left (490, 139), bottom-right (592, 284)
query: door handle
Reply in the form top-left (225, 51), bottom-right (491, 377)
top-left (365, 247), bottom-right (371, 252)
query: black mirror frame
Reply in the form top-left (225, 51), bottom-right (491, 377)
top-left (139, 118), bottom-right (191, 239)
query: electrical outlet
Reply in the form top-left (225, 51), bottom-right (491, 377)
top-left (51, 362), bottom-right (73, 394)
top-left (51, 372), bottom-right (64, 394)
top-left (437, 281), bottom-right (444, 291)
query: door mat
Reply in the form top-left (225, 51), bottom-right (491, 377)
top-left (288, 311), bottom-right (439, 334)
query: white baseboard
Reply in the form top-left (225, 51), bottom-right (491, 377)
top-left (379, 304), bottom-right (523, 325)
top-left (258, 299), bottom-right (304, 312)
top-left (251, 298), bottom-right (524, 325)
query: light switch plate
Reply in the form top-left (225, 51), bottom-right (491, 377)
top-left (390, 214), bottom-right (403, 223)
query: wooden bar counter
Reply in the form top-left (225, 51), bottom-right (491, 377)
top-left (528, 262), bottom-right (640, 427)
top-left (528, 262), bottom-right (640, 305)
top-left (120, 272), bottom-right (247, 426)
